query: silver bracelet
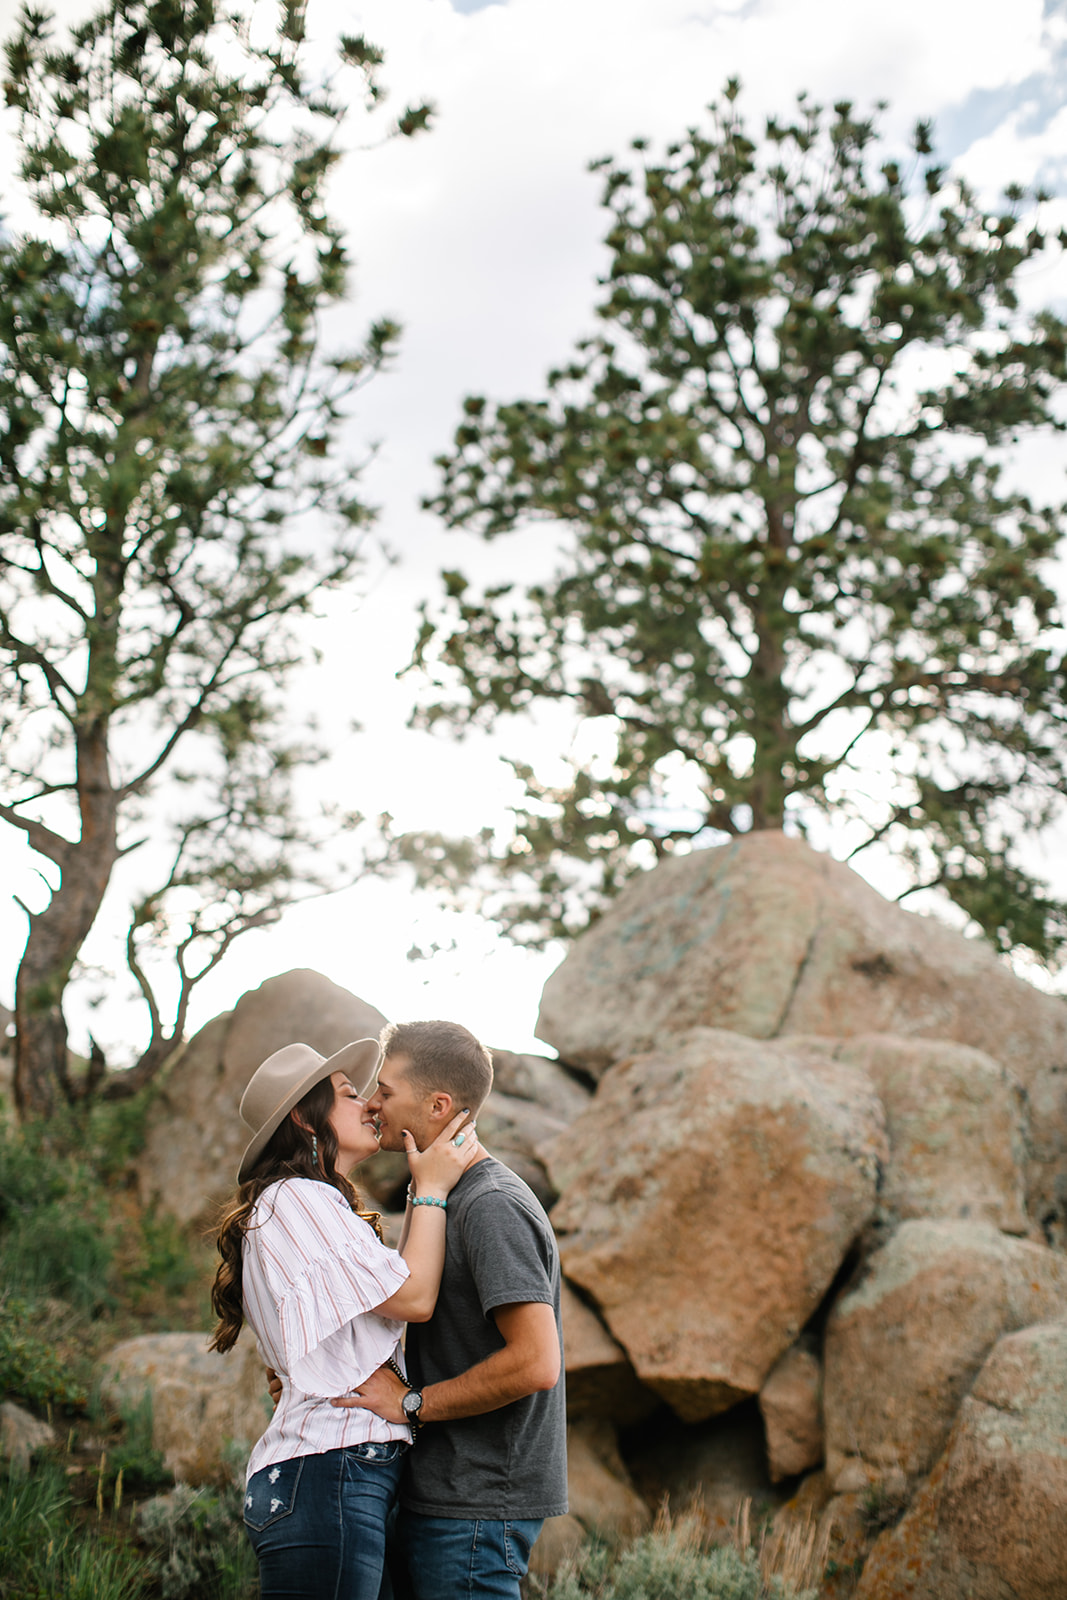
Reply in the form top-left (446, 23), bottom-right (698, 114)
top-left (410, 1195), bottom-right (447, 1210)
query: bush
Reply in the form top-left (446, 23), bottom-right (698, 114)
top-left (0, 1096), bottom-right (191, 1326)
top-left (124, 1207), bottom-right (200, 1311)
top-left (0, 1123), bottom-right (114, 1313)
top-left (541, 1517), bottom-right (819, 1600)
top-left (0, 1297), bottom-right (86, 1409)
top-left (137, 1481), bottom-right (258, 1600)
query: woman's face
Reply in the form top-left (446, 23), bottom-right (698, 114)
top-left (326, 1069), bottom-right (380, 1173)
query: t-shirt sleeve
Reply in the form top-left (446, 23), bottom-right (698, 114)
top-left (459, 1189), bottom-right (557, 1318)
top-left (259, 1181), bottom-right (409, 1389)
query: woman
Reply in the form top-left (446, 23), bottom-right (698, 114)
top-left (210, 1036), bottom-right (477, 1600)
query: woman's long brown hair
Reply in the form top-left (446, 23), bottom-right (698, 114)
top-left (210, 1076), bottom-right (382, 1354)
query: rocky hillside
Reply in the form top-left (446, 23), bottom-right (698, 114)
top-left (96, 832), bottom-right (1067, 1595)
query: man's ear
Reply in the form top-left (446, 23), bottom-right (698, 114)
top-left (427, 1091), bottom-right (455, 1125)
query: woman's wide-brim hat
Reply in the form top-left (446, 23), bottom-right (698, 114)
top-left (237, 1037), bottom-right (383, 1183)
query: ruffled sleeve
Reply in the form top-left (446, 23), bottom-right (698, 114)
top-left (254, 1180), bottom-right (409, 1394)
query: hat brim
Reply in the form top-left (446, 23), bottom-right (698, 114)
top-left (236, 1037), bottom-right (383, 1184)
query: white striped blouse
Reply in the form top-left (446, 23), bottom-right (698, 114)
top-left (241, 1178), bottom-right (411, 1480)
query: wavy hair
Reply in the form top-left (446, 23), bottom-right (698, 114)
top-left (210, 1075), bottom-right (382, 1355)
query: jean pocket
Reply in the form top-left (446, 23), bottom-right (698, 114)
top-left (503, 1519), bottom-right (541, 1576)
top-left (243, 1456), bottom-right (305, 1531)
top-left (347, 1440), bottom-right (408, 1465)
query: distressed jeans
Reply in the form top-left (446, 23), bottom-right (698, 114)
top-left (398, 1510), bottom-right (544, 1600)
top-left (243, 1441), bottom-right (408, 1600)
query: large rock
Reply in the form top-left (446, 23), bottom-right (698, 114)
top-left (759, 1343), bottom-right (824, 1483)
top-left (0, 1400), bottom-right (54, 1471)
top-left (824, 1220), bottom-right (1067, 1487)
top-left (828, 1035), bottom-right (1031, 1236)
top-left (219, 971), bottom-right (386, 1089)
top-left (489, 1049), bottom-right (592, 1121)
top-left (97, 1333), bottom-right (271, 1485)
top-left (857, 1319), bottom-right (1067, 1600)
top-left (561, 1282), bottom-right (656, 1422)
top-left (474, 1090), bottom-right (570, 1209)
top-left (565, 1417), bottom-right (651, 1537)
top-left (535, 834), bottom-right (1067, 1227)
top-left (137, 972), bottom-right (387, 1222)
top-left (545, 1028), bottom-right (885, 1421)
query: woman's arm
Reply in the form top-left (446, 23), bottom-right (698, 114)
top-left (373, 1115), bottom-right (477, 1322)
top-left (332, 1301), bottom-right (561, 1420)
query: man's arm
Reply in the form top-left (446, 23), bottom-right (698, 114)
top-left (331, 1301), bottom-right (560, 1424)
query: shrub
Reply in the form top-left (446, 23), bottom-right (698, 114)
top-left (137, 1481), bottom-right (258, 1600)
top-left (0, 1123), bottom-right (114, 1312)
top-left (540, 1517), bottom-right (819, 1600)
top-left (537, 1504), bottom-right (825, 1600)
top-left (0, 1296), bottom-right (86, 1409)
top-left (124, 1207), bottom-right (201, 1311)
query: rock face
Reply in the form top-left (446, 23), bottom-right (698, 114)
top-left (535, 833), bottom-right (1067, 1226)
top-left (474, 1090), bottom-right (571, 1210)
top-left (544, 1027), bottom-right (886, 1421)
top-left (857, 1320), bottom-right (1067, 1600)
top-left (831, 1036), bottom-right (1031, 1236)
top-left (564, 1417), bottom-right (651, 1537)
top-left (137, 972), bottom-right (388, 1222)
top-left (561, 1282), bottom-right (655, 1423)
top-left (489, 1049), bottom-right (592, 1121)
top-left (97, 1333), bottom-right (271, 1485)
top-left (824, 1220), bottom-right (1067, 1486)
top-left (759, 1343), bottom-right (824, 1483)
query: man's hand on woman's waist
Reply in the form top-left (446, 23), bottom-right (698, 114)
top-left (330, 1301), bottom-right (560, 1424)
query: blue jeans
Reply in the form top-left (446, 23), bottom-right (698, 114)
top-left (244, 1442), bottom-right (408, 1600)
top-left (399, 1511), bottom-right (544, 1600)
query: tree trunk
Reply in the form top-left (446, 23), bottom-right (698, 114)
top-left (14, 730), bottom-right (119, 1119)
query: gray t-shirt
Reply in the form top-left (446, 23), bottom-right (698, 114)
top-left (401, 1157), bottom-right (568, 1520)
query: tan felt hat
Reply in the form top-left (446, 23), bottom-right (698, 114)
top-left (237, 1037), bottom-right (382, 1183)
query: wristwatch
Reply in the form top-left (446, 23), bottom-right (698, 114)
top-left (401, 1387), bottom-right (424, 1426)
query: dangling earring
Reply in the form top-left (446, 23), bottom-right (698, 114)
top-left (311, 1134), bottom-right (319, 1168)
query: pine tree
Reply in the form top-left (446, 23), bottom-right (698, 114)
top-left (0, 0), bottom-right (430, 1115)
top-left (410, 85), bottom-right (1067, 957)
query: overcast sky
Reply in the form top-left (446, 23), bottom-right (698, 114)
top-left (2, 0), bottom-right (1066, 1061)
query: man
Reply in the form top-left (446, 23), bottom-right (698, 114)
top-left (339, 1019), bottom-right (567, 1599)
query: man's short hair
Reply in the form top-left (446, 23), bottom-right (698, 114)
top-left (380, 1020), bottom-right (494, 1114)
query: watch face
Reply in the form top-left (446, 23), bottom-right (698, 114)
top-left (402, 1389), bottom-right (422, 1418)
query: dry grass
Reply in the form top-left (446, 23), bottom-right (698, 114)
top-left (733, 1495), bottom-right (830, 1594)
top-left (642, 1492), bottom-right (830, 1594)
top-left (649, 1497), bottom-right (708, 1548)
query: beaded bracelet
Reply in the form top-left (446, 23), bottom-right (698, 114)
top-left (410, 1195), bottom-right (447, 1210)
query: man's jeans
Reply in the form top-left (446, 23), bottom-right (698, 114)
top-left (399, 1510), bottom-right (544, 1600)
top-left (243, 1441), bottom-right (407, 1600)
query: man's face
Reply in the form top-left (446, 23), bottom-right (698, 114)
top-left (364, 1053), bottom-right (434, 1152)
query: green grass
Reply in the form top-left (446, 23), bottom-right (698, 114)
top-left (0, 1101), bottom-right (208, 1411)
top-left (0, 1460), bottom-right (151, 1600)
top-left (0, 1102), bottom-right (237, 1597)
